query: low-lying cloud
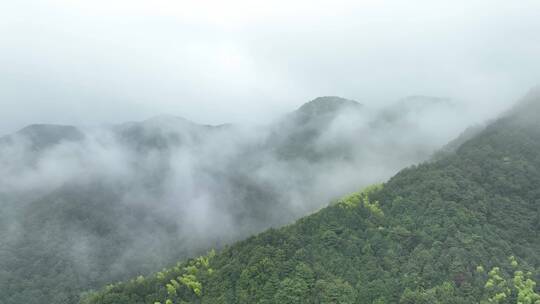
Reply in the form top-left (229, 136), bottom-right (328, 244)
top-left (0, 95), bottom-right (507, 303)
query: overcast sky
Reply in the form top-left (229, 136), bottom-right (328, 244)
top-left (1, 0), bottom-right (540, 135)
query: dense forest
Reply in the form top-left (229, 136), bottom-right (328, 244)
top-left (0, 96), bottom-right (467, 304)
top-left (81, 93), bottom-right (540, 303)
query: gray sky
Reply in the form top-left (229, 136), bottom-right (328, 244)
top-left (1, 0), bottom-right (540, 135)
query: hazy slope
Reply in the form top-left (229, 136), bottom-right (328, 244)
top-left (0, 96), bottom-right (480, 304)
top-left (0, 124), bottom-right (85, 150)
top-left (82, 92), bottom-right (540, 303)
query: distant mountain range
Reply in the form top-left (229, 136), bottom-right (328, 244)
top-left (0, 95), bottom-right (480, 304)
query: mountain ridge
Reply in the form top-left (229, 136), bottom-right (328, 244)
top-left (0, 124), bottom-right (85, 150)
top-left (0, 93), bottom-right (507, 304)
top-left (80, 93), bottom-right (540, 303)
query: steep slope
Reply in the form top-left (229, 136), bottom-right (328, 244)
top-left (82, 94), bottom-right (540, 304)
top-left (0, 95), bottom-right (478, 304)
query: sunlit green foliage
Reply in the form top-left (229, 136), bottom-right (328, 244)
top-left (336, 183), bottom-right (384, 217)
top-left (479, 257), bottom-right (540, 304)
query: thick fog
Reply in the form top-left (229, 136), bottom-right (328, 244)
top-left (2, 0), bottom-right (540, 134)
top-left (0, 97), bottom-right (491, 260)
top-left (2, 1), bottom-right (540, 302)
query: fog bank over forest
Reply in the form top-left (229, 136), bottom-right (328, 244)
top-left (0, 92), bottom-right (517, 303)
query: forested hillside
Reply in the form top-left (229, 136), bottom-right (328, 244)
top-left (0, 96), bottom-right (468, 304)
top-left (82, 93), bottom-right (540, 303)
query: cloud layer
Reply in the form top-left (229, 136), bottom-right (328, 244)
top-left (1, 0), bottom-right (539, 134)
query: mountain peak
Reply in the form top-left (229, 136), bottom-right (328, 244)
top-left (297, 96), bottom-right (362, 116)
top-left (13, 124), bottom-right (84, 149)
